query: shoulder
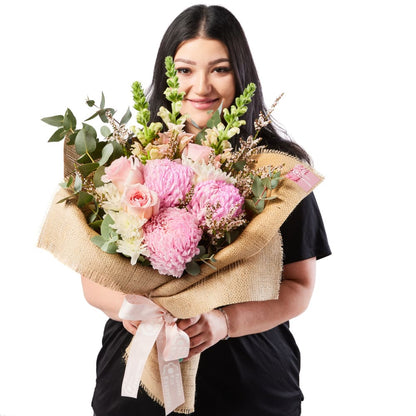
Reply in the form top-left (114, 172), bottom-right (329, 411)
top-left (280, 193), bottom-right (331, 264)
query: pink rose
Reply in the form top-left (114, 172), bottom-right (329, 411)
top-left (122, 183), bottom-right (160, 219)
top-left (102, 156), bottom-right (144, 192)
top-left (182, 143), bottom-right (214, 164)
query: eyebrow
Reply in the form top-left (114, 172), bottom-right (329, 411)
top-left (174, 58), bottom-right (231, 65)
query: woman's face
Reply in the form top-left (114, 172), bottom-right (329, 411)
top-left (174, 38), bottom-right (236, 134)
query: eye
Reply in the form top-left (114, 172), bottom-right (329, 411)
top-left (213, 66), bottom-right (232, 73)
top-left (176, 67), bottom-right (191, 75)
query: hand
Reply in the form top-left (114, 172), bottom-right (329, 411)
top-left (123, 320), bottom-right (140, 335)
top-left (177, 310), bottom-right (228, 360)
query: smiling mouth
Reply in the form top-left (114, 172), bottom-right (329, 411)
top-left (187, 98), bottom-right (219, 110)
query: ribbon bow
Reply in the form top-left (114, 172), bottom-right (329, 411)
top-left (286, 164), bottom-right (320, 192)
top-left (118, 294), bottom-right (190, 415)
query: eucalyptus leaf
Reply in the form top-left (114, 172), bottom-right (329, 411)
top-left (120, 107), bottom-right (132, 125)
top-left (99, 108), bottom-right (115, 123)
top-left (77, 191), bottom-right (94, 208)
top-left (86, 99), bottom-right (95, 107)
top-left (67, 129), bottom-right (79, 145)
top-left (206, 108), bottom-right (221, 128)
top-left (93, 166), bottom-right (106, 187)
top-left (101, 214), bottom-right (115, 240)
top-left (48, 127), bottom-right (66, 142)
top-left (100, 92), bottom-right (105, 109)
top-left (99, 143), bottom-right (114, 166)
top-left (101, 240), bottom-right (118, 254)
top-left (75, 124), bottom-right (97, 155)
top-left (74, 173), bottom-right (83, 193)
top-left (252, 176), bottom-right (264, 198)
top-left (85, 109), bottom-right (104, 122)
top-left (91, 235), bottom-right (106, 248)
top-left (63, 108), bottom-right (77, 131)
top-left (185, 261), bottom-right (200, 276)
top-left (195, 129), bottom-right (206, 145)
top-left (42, 115), bottom-right (64, 127)
top-left (78, 162), bottom-right (99, 178)
top-left (100, 125), bottom-right (111, 138)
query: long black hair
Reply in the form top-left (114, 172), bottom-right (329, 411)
top-left (147, 4), bottom-right (310, 163)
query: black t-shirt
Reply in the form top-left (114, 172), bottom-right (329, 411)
top-left (92, 193), bottom-right (331, 416)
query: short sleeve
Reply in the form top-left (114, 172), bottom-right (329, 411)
top-left (280, 193), bottom-right (331, 264)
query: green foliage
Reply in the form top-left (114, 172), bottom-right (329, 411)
top-left (245, 170), bottom-right (281, 214)
top-left (91, 214), bottom-right (119, 253)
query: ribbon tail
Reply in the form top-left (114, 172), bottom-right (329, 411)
top-left (156, 333), bottom-right (186, 415)
top-left (121, 321), bottom-right (163, 398)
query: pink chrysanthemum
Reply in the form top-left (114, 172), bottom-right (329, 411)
top-left (144, 158), bottom-right (194, 209)
top-left (143, 207), bottom-right (202, 278)
top-left (188, 180), bottom-right (245, 226)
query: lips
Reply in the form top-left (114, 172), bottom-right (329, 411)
top-left (187, 98), bottom-right (219, 110)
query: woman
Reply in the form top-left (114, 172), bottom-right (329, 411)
top-left (82, 5), bottom-right (331, 416)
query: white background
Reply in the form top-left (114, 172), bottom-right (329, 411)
top-left (1, 0), bottom-right (415, 415)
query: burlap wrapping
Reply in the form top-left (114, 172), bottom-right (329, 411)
top-left (38, 145), bottom-right (323, 413)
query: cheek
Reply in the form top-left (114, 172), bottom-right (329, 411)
top-left (218, 77), bottom-right (235, 107)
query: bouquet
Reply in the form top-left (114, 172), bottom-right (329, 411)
top-left (42, 56), bottom-right (283, 279)
top-left (39, 56), bottom-right (323, 414)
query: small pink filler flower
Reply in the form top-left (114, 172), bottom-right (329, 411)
top-left (188, 180), bottom-right (245, 226)
top-left (144, 158), bottom-right (194, 209)
top-left (144, 208), bottom-right (202, 278)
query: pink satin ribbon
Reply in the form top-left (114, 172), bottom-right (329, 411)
top-left (286, 164), bottom-right (320, 192)
top-left (118, 294), bottom-right (190, 415)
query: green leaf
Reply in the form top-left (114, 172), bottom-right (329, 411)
top-left (78, 162), bottom-right (99, 178)
top-left (42, 115), bottom-right (64, 127)
top-left (195, 129), bottom-right (206, 145)
top-left (100, 92), bottom-right (105, 109)
top-left (101, 240), bottom-right (118, 254)
top-left (91, 235), bottom-right (106, 248)
top-left (206, 108), bottom-right (221, 128)
top-left (48, 127), bottom-right (66, 142)
top-left (233, 160), bottom-right (246, 171)
top-left (63, 108), bottom-right (77, 131)
top-left (59, 176), bottom-right (74, 188)
top-left (186, 261), bottom-right (200, 276)
top-left (99, 108), bottom-right (115, 123)
top-left (85, 109), bottom-right (105, 121)
top-left (75, 123), bottom-right (97, 155)
top-left (89, 220), bottom-right (102, 232)
top-left (252, 175), bottom-right (264, 198)
top-left (77, 191), bottom-right (94, 208)
top-left (93, 165), bottom-right (106, 187)
top-left (74, 173), bottom-right (83, 193)
top-left (101, 214), bottom-right (115, 240)
top-left (99, 143), bottom-right (114, 166)
top-left (67, 129), bottom-right (79, 145)
top-left (120, 107), bottom-right (132, 125)
top-left (100, 125), bottom-right (111, 138)
top-left (245, 198), bottom-right (262, 215)
top-left (86, 99), bottom-right (95, 107)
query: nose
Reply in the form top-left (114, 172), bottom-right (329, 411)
top-left (194, 71), bottom-right (211, 96)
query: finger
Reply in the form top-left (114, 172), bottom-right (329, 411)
top-left (177, 315), bottom-right (201, 331)
top-left (189, 333), bottom-right (206, 349)
top-left (123, 320), bottom-right (139, 335)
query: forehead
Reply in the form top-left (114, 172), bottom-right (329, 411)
top-left (174, 38), bottom-right (230, 64)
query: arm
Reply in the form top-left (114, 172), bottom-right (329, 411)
top-left (80, 275), bottom-right (126, 322)
top-left (177, 257), bottom-right (316, 359)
